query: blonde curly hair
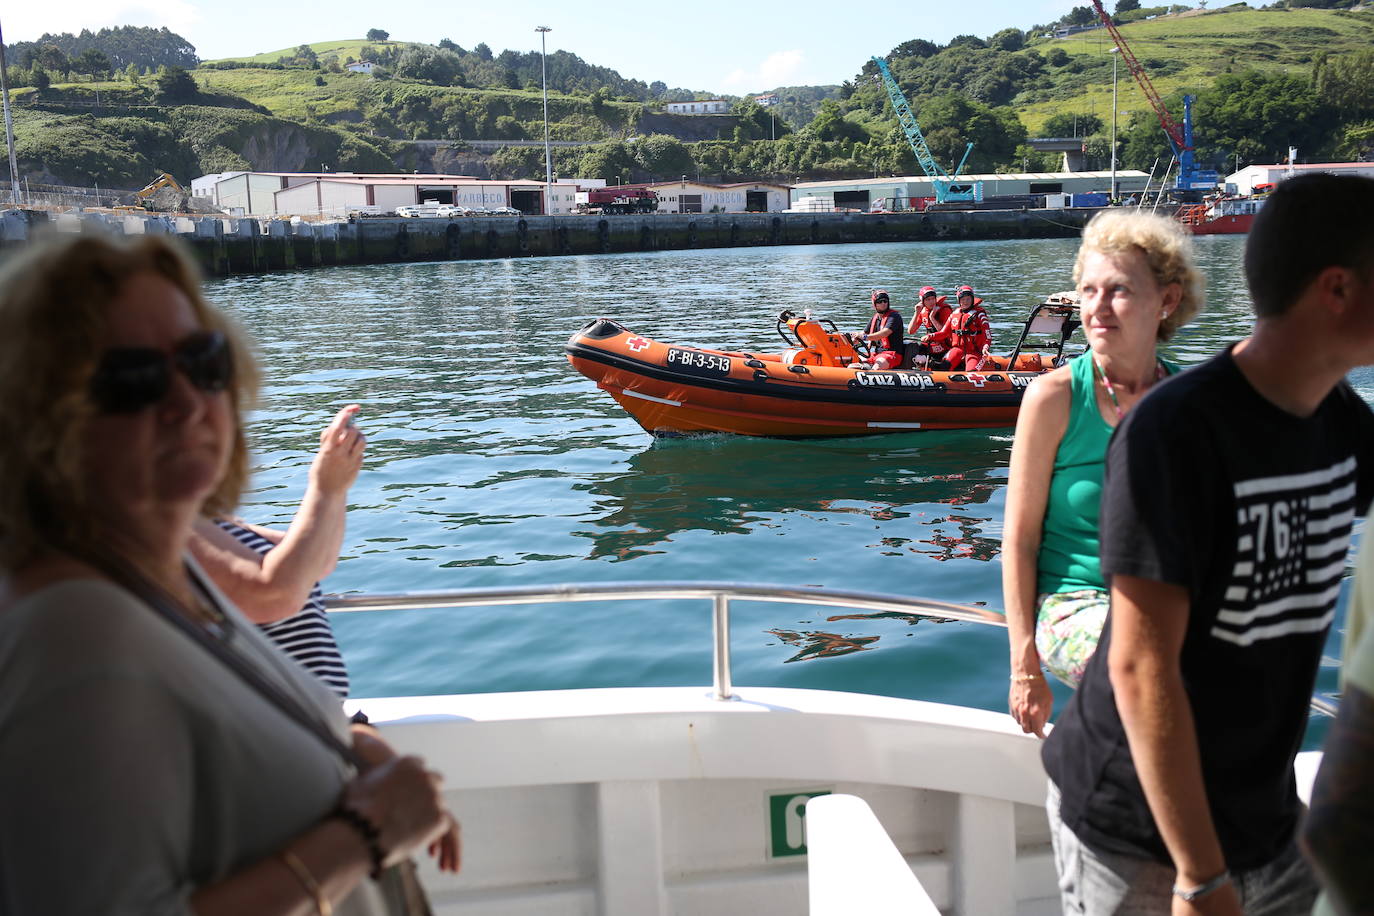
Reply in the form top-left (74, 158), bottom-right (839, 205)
top-left (1073, 208), bottom-right (1205, 342)
top-left (0, 233), bottom-right (259, 569)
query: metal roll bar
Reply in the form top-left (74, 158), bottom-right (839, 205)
top-left (324, 581), bottom-right (1337, 715)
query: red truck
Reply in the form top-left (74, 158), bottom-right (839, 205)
top-left (579, 187), bottom-right (659, 215)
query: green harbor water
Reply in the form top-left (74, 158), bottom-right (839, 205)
top-left (208, 235), bottom-right (1368, 744)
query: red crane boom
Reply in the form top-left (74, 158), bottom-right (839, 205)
top-left (1088, 0), bottom-right (1189, 152)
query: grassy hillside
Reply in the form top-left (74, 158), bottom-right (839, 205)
top-left (8, 5), bottom-right (1373, 191)
top-left (1014, 5), bottom-right (1374, 134)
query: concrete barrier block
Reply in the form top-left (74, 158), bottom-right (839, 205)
top-left (267, 220), bottom-right (290, 238)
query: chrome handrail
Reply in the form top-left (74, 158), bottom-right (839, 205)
top-left (325, 581), bottom-right (1004, 700)
top-left (323, 581), bottom-right (1339, 715)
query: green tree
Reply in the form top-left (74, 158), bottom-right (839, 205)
top-left (365, 28), bottom-right (389, 42)
top-left (394, 46), bottom-right (462, 85)
top-left (578, 141), bottom-right (638, 183)
top-left (633, 134), bottom-right (695, 179)
top-left (124, 63), bottom-right (141, 85)
top-left (37, 44), bottom-right (69, 74)
top-left (1046, 48), bottom-right (1070, 67)
top-left (1042, 112), bottom-right (1104, 137)
top-left (72, 48), bottom-right (110, 81)
top-left (1116, 0), bottom-right (1142, 12)
top-left (809, 99), bottom-right (867, 142)
top-left (989, 28), bottom-right (1026, 52)
top-left (153, 65), bottom-right (199, 103)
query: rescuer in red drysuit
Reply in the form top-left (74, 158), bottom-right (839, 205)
top-left (907, 286), bottom-right (953, 365)
top-left (924, 285), bottom-right (992, 371)
top-left (853, 289), bottom-right (904, 370)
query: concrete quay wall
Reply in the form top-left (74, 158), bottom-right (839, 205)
top-left (0, 208), bottom-right (1094, 278)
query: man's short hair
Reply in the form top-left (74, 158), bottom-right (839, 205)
top-left (1245, 173), bottom-right (1374, 318)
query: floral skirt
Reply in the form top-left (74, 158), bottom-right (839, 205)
top-left (1034, 588), bottom-right (1109, 687)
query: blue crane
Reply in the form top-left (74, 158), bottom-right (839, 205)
top-left (871, 56), bottom-right (981, 204)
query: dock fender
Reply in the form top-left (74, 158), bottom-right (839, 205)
top-left (395, 228), bottom-right (410, 260)
top-left (517, 218), bottom-right (529, 252)
top-left (486, 228), bottom-right (500, 254)
top-left (597, 218), bottom-right (610, 252)
top-left (770, 216), bottom-right (782, 243)
top-left (687, 220), bottom-right (698, 246)
top-left (557, 225), bottom-right (570, 254)
top-left (639, 224), bottom-right (653, 250)
top-left (729, 221), bottom-right (740, 244)
top-left (810, 219), bottom-right (820, 243)
top-left (445, 223), bottom-right (461, 259)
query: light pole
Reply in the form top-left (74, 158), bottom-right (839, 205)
top-left (536, 26), bottom-right (552, 214)
top-left (0, 17), bottom-right (22, 207)
top-left (1109, 47), bottom-right (1120, 202)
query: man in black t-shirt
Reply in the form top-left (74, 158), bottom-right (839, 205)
top-left (1042, 173), bottom-right (1374, 915)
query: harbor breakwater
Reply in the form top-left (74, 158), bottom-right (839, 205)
top-left (0, 207), bottom-right (1096, 277)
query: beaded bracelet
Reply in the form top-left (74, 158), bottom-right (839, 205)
top-left (334, 803), bottom-right (386, 879)
top-left (1010, 673), bottom-right (1044, 683)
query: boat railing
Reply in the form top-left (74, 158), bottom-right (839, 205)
top-left (324, 581), bottom-right (1339, 716)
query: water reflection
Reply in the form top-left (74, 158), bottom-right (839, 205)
top-left (576, 432), bottom-right (1008, 561)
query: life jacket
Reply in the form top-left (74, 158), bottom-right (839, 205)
top-left (914, 296), bottom-right (951, 333)
top-left (866, 310), bottom-right (902, 352)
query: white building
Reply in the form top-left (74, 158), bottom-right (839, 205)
top-left (346, 61), bottom-right (376, 74)
top-left (198, 171), bottom-right (585, 217)
top-left (1225, 161), bottom-right (1374, 196)
top-left (665, 99), bottom-right (730, 115)
top-left (754, 94), bottom-right (777, 108)
top-left (643, 180), bottom-right (790, 213)
top-left (791, 171), bottom-right (1150, 210)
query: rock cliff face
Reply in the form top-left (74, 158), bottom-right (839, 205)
top-left (239, 124), bottom-right (318, 171)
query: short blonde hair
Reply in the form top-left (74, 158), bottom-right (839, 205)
top-left (1073, 209), bottom-right (1204, 342)
top-left (0, 233), bottom-right (259, 569)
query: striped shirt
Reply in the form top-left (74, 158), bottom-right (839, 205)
top-left (214, 520), bottom-right (350, 698)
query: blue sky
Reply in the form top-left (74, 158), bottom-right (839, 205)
top-left (6, 0), bottom-right (1082, 93)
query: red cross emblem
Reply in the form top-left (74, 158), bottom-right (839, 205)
top-left (967, 373), bottom-right (986, 388)
top-left (626, 336), bottom-right (650, 352)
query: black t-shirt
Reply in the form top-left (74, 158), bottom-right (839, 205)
top-left (867, 310), bottom-right (903, 353)
top-left (1043, 348), bottom-right (1374, 869)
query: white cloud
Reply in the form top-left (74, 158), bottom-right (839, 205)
top-left (3, 0), bottom-right (201, 43)
top-left (720, 48), bottom-right (805, 92)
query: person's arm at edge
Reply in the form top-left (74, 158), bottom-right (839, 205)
top-left (1003, 369), bottom-right (1070, 738)
top-left (1302, 684), bottom-right (1374, 913)
top-left (188, 407), bottom-right (363, 624)
top-left (1110, 574), bottom-right (1242, 915)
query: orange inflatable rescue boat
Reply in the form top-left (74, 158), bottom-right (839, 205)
top-left (565, 295), bottom-right (1081, 438)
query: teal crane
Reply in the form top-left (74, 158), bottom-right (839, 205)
top-left (871, 56), bottom-right (980, 204)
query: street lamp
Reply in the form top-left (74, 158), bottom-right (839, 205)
top-left (536, 26), bottom-right (552, 214)
top-left (0, 17), bottom-right (22, 206)
top-left (1109, 47), bottom-right (1120, 202)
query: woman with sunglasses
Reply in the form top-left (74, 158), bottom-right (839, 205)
top-left (0, 234), bottom-right (457, 914)
top-left (1002, 210), bottom-right (1202, 739)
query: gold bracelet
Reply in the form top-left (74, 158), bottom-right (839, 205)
top-left (1011, 673), bottom-right (1044, 682)
top-left (279, 849), bottom-right (332, 916)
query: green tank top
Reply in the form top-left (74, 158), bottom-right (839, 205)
top-left (1035, 353), bottom-right (1176, 595)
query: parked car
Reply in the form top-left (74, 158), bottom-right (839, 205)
top-left (435, 204), bottom-right (471, 217)
top-left (491, 206), bottom-right (522, 216)
top-left (395, 200), bottom-right (446, 218)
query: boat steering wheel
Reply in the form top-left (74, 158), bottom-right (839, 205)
top-left (849, 333), bottom-right (873, 359)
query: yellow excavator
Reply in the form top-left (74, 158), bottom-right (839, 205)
top-left (114, 172), bottom-right (187, 212)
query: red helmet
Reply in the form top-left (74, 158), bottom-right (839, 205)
top-left (918, 286), bottom-right (937, 299)
top-left (956, 285), bottom-right (975, 299)
top-left (871, 289), bottom-right (890, 306)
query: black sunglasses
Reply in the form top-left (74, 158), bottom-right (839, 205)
top-left (90, 330), bottom-right (233, 414)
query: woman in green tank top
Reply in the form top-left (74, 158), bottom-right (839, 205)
top-left (1002, 210), bottom-right (1204, 738)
